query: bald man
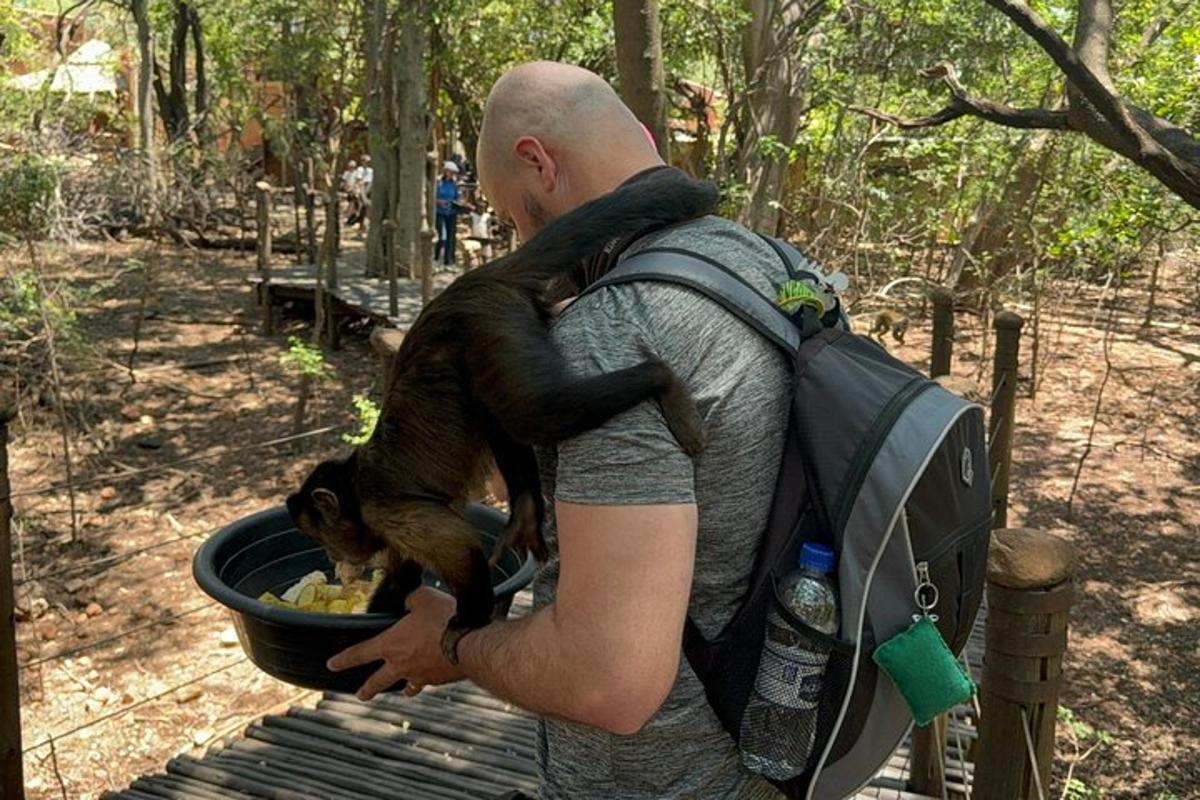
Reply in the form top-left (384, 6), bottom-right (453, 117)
top-left (329, 62), bottom-right (791, 799)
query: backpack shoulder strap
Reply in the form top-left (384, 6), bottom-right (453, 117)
top-left (581, 245), bottom-right (801, 355)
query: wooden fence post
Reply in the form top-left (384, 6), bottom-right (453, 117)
top-left (908, 714), bottom-right (948, 796)
top-left (304, 185), bottom-right (318, 266)
top-left (369, 327), bottom-right (405, 376)
top-left (1, 402), bottom-right (26, 800)
top-left (384, 219), bottom-right (399, 318)
top-left (255, 182), bottom-right (275, 335)
top-left (989, 311), bottom-right (1023, 529)
top-left (975, 528), bottom-right (1075, 800)
top-left (320, 193), bottom-right (341, 350)
top-left (929, 287), bottom-right (954, 378)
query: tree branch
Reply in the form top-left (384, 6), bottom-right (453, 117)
top-left (984, 0), bottom-right (1200, 209)
top-left (850, 63), bottom-right (1071, 131)
top-left (1072, 0), bottom-right (1115, 89)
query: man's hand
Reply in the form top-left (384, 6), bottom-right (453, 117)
top-left (327, 586), bottom-right (465, 702)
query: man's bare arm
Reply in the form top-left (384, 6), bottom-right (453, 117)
top-left (458, 501), bottom-right (697, 734)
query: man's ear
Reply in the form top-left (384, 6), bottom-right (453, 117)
top-left (513, 136), bottom-right (557, 191)
top-left (311, 488), bottom-right (340, 521)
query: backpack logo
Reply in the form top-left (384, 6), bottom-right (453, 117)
top-left (960, 447), bottom-right (974, 487)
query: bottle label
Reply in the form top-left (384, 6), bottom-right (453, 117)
top-left (754, 610), bottom-right (829, 711)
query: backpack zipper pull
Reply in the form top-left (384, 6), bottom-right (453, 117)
top-left (913, 561), bottom-right (940, 623)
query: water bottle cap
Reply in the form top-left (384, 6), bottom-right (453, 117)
top-left (799, 542), bottom-right (836, 574)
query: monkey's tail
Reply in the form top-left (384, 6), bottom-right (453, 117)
top-left (499, 168), bottom-right (719, 283)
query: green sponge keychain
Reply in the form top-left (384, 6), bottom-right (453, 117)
top-left (872, 563), bottom-right (975, 726)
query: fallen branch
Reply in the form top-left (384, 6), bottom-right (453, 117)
top-left (1066, 301), bottom-right (1117, 516)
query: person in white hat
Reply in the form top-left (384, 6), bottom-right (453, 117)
top-left (435, 159), bottom-right (462, 267)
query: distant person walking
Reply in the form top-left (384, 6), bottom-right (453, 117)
top-left (467, 197), bottom-right (495, 267)
top-left (434, 160), bottom-right (461, 268)
top-left (342, 159), bottom-right (360, 225)
top-left (354, 156), bottom-right (374, 236)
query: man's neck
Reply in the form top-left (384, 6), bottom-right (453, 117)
top-left (566, 156), bottom-right (665, 210)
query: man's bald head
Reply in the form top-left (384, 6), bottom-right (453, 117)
top-left (476, 62), bottom-right (663, 239)
top-left (479, 62), bottom-right (657, 178)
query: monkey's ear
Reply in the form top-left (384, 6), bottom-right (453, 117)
top-left (311, 488), bottom-right (341, 520)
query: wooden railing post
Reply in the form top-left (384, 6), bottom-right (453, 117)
top-left (255, 181), bottom-right (272, 279)
top-left (989, 311), bottom-right (1023, 529)
top-left (929, 287), bottom-right (954, 378)
top-left (1, 402), bottom-right (26, 800)
top-left (255, 182), bottom-right (275, 334)
top-left (975, 529), bottom-right (1075, 800)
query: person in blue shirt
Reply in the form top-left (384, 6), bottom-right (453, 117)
top-left (435, 160), bottom-right (461, 267)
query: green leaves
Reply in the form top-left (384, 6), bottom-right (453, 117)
top-left (280, 336), bottom-right (334, 380)
top-left (0, 153), bottom-right (62, 242)
top-left (342, 394), bottom-right (381, 445)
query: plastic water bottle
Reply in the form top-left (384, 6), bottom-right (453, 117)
top-left (740, 542), bottom-right (839, 781)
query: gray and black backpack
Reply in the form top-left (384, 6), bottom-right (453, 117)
top-left (584, 237), bottom-right (992, 799)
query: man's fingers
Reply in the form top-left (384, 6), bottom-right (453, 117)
top-left (327, 635), bottom-right (384, 672)
top-left (357, 662), bottom-right (405, 702)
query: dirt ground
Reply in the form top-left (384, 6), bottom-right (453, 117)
top-left (3, 239), bottom-right (1198, 799)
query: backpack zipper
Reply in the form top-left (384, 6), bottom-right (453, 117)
top-left (830, 376), bottom-right (933, 537)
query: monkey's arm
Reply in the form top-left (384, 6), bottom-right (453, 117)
top-left (457, 501), bottom-right (697, 734)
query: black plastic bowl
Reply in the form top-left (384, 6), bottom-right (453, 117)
top-left (193, 503), bottom-right (535, 692)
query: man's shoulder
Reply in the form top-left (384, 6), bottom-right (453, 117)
top-left (563, 215), bottom-right (787, 323)
top-left (551, 215), bottom-right (791, 365)
top-left (620, 215), bottom-right (787, 298)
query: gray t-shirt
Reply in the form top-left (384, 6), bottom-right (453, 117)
top-left (534, 215), bottom-right (792, 799)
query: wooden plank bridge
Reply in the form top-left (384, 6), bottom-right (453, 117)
top-left (105, 593), bottom-right (985, 800)
top-left (250, 261), bottom-right (459, 333)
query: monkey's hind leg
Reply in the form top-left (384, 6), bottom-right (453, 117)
top-left (366, 552), bottom-right (424, 615)
top-left (363, 501), bottom-right (496, 635)
top-left (485, 422), bottom-right (547, 565)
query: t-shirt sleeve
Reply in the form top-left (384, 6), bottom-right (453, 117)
top-left (549, 301), bottom-right (696, 506)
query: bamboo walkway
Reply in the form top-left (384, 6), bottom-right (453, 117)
top-left (249, 253), bottom-right (458, 330)
top-left (106, 594), bottom-right (985, 799)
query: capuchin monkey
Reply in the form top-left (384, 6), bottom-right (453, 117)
top-left (869, 309), bottom-right (909, 346)
top-left (286, 168), bottom-right (717, 657)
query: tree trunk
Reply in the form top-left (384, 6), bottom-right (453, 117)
top-left (132, 0), bottom-right (156, 220)
top-left (736, 0), bottom-right (817, 234)
top-left (613, 0), bottom-right (670, 160)
top-left (190, 4), bottom-right (207, 142)
top-left (153, 1), bottom-right (192, 143)
top-left (396, 6), bottom-right (426, 280)
top-left (364, 1), bottom-right (425, 279)
top-left (364, 0), bottom-right (397, 277)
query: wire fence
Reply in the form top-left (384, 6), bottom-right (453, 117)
top-left (22, 601), bottom-right (218, 669)
top-left (21, 657), bottom-right (249, 755)
top-left (1, 423), bottom-right (347, 504)
top-left (2, 413), bottom-right (353, 778)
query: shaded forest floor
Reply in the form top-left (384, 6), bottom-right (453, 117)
top-left (3, 239), bottom-right (1197, 799)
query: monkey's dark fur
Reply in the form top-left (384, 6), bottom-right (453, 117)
top-left (286, 168), bottom-right (718, 649)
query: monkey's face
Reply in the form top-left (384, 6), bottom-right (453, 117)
top-left (286, 455), bottom-right (378, 566)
